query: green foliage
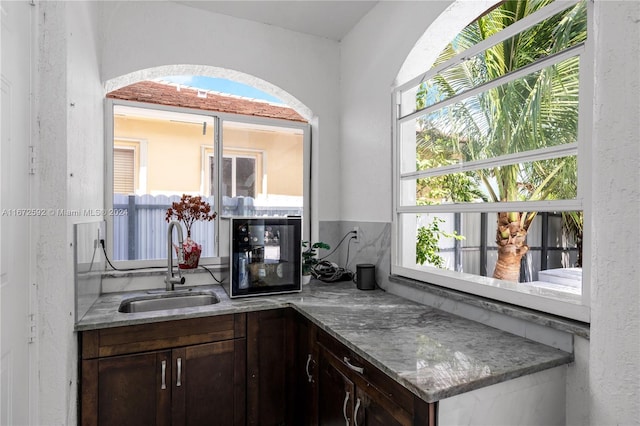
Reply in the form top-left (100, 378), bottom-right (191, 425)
top-left (415, 126), bottom-right (487, 205)
top-left (416, 217), bottom-right (465, 268)
top-left (415, 0), bottom-right (586, 235)
top-left (301, 241), bottom-right (330, 275)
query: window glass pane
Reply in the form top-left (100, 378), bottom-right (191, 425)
top-left (235, 157), bottom-right (256, 197)
top-left (402, 1), bottom-right (587, 116)
top-left (221, 121), bottom-right (304, 217)
top-left (112, 104), bottom-right (216, 261)
top-left (399, 211), bottom-right (582, 292)
top-left (400, 155), bottom-right (577, 206)
top-left (222, 157), bottom-right (232, 198)
top-left (401, 56), bottom-right (580, 175)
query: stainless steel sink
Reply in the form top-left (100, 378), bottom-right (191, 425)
top-left (118, 290), bottom-right (220, 313)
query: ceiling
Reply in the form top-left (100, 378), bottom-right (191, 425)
top-left (175, 1), bottom-right (378, 41)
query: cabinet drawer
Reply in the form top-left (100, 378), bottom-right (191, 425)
top-left (317, 329), bottom-right (415, 416)
top-left (81, 313), bottom-right (246, 359)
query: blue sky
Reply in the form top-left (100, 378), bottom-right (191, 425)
top-left (162, 75), bottom-right (283, 104)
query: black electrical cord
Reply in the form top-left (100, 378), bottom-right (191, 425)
top-left (311, 232), bottom-right (358, 283)
top-left (318, 230), bottom-right (357, 261)
top-left (99, 240), bottom-right (224, 283)
top-left (100, 240), bottom-right (165, 271)
top-left (199, 264), bottom-right (224, 284)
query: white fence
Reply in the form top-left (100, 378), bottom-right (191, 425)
top-left (113, 194), bottom-right (302, 261)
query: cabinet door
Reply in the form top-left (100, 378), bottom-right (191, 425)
top-left (92, 351), bottom-right (171, 426)
top-left (318, 348), bottom-right (355, 426)
top-left (294, 313), bottom-right (318, 425)
top-left (354, 387), bottom-right (409, 426)
top-left (247, 309), bottom-right (296, 426)
top-left (172, 339), bottom-right (246, 426)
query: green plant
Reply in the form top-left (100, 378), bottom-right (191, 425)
top-left (416, 0), bottom-right (586, 281)
top-left (416, 217), bottom-right (465, 268)
top-left (301, 241), bottom-right (330, 275)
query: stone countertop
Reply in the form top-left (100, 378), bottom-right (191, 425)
top-left (76, 281), bottom-right (573, 403)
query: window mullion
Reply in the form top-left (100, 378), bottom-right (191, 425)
top-left (397, 199), bottom-right (583, 214)
top-left (396, 0), bottom-right (581, 93)
top-left (401, 143), bottom-right (578, 180)
top-left (400, 43), bottom-right (585, 123)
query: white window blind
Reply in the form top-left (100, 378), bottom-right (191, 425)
top-left (113, 148), bottom-right (135, 194)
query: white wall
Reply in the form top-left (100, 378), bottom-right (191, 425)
top-left (339, 1), bottom-right (450, 222)
top-left (31, 0), bottom-right (638, 423)
top-left (34, 1), bottom-right (342, 422)
top-left (589, 1), bottom-right (640, 423)
top-left (99, 1), bottom-right (343, 224)
top-left (36, 1), bottom-right (103, 423)
top-left (341, 0), bottom-right (640, 424)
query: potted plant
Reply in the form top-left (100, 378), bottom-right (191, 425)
top-left (301, 240), bottom-right (330, 284)
top-left (166, 194), bottom-right (217, 269)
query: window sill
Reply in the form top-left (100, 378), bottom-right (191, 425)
top-left (388, 274), bottom-right (590, 340)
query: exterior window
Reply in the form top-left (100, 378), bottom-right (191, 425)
top-left (107, 102), bottom-right (308, 263)
top-left (392, 0), bottom-right (591, 321)
top-left (206, 152), bottom-right (262, 198)
top-left (113, 147), bottom-right (135, 194)
top-left (223, 156), bottom-right (256, 198)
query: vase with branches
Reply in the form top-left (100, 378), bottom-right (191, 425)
top-left (165, 194), bottom-right (217, 268)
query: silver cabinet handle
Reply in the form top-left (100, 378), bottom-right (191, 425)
top-left (176, 357), bottom-right (182, 387)
top-left (305, 354), bottom-right (313, 383)
top-left (343, 391), bottom-right (350, 426)
top-left (354, 398), bottom-right (361, 426)
top-left (343, 357), bottom-right (364, 374)
top-left (161, 360), bottom-right (167, 390)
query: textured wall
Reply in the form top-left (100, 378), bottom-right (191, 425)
top-left (589, 1), bottom-right (640, 424)
top-left (36, 1), bottom-right (104, 423)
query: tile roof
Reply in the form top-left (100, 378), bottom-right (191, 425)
top-left (107, 81), bottom-right (307, 123)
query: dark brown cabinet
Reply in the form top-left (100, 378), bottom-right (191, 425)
top-left (318, 348), bottom-right (355, 425)
top-left (80, 314), bottom-right (246, 426)
top-left (92, 350), bottom-right (171, 426)
top-left (316, 329), bottom-right (436, 426)
top-left (293, 312), bottom-right (319, 426)
top-left (79, 307), bottom-right (436, 426)
top-left (172, 340), bottom-right (246, 425)
top-left (246, 309), bottom-right (296, 426)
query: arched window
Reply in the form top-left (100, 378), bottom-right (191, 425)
top-left (392, 0), bottom-right (590, 321)
top-left (105, 75), bottom-right (310, 264)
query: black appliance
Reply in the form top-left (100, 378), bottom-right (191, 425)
top-left (225, 217), bottom-right (301, 298)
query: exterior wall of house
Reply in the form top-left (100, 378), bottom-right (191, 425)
top-left (113, 115), bottom-right (303, 197)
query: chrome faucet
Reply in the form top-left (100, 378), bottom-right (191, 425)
top-left (165, 220), bottom-right (186, 291)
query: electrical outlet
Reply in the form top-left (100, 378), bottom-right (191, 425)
top-left (96, 226), bottom-right (103, 248)
top-left (353, 226), bottom-right (360, 243)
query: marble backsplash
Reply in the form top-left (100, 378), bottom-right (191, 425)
top-left (318, 220), bottom-right (391, 288)
top-left (74, 221), bottom-right (105, 322)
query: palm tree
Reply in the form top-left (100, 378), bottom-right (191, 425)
top-left (418, 0), bottom-right (586, 281)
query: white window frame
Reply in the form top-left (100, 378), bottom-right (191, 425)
top-left (105, 98), bottom-right (311, 269)
top-left (202, 147), bottom-right (265, 198)
top-left (391, 0), bottom-right (592, 322)
top-left (114, 138), bottom-right (148, 195)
